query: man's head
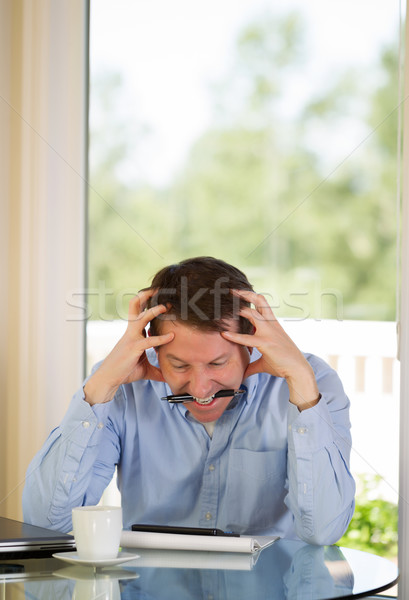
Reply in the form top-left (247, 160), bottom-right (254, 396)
top-left (146, 256), bottom-right (254, 336)
top-left (145, 257), bottom-right (254, 422)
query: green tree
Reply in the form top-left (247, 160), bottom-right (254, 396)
top-left (88, 73), bottom-right (174, 318)
top-left (339, 475), bottom-right (398, 558)
top-left (89, 11), bottom-right (399, 321)
top-left (164, 14), bottom-right (398, 320)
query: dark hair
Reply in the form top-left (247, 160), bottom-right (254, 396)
top-left (145, 256), bottom-right (254, 335)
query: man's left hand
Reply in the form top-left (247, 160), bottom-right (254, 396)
top-left (221, 289), bottom-right (320, 411)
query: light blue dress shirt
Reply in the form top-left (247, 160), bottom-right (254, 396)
top-left (23, 350), bottom-right (355, 544)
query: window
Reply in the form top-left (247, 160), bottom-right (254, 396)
top-left (89, 0), bottom-right (402, 569)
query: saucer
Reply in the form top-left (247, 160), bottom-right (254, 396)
top-left (52, 551), bottom-right (140, 568)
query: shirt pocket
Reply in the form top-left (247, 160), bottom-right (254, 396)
top-left (225, 448), bottom-right (287, 532)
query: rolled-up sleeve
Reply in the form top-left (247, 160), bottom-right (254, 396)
top-left (285, 362), bottom-right (355, 545)
top-left (23, 388), bottom-right (119, 533)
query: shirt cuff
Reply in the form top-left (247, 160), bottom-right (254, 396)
top-left (59, 388), bottom-right (112, 447)
top-left (287, 396), bottom-right (335, 453)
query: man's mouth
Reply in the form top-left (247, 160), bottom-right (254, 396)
top-left (193, 396), bottom-right (215, 405)
top-left (161, 389), bottom-right (245, 404)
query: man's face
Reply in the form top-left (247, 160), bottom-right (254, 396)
top-left (156, 320), bottom-right (251, 423)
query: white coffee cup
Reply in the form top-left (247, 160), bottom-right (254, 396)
top-left (72, 505), bottom-right (123, 560)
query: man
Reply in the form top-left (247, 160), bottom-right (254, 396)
top-left (23, 257), bottom-right (355, 544)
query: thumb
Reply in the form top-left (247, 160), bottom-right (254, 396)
top-left (144, 363), bottom-right (166, 383)
top-left (243, 357), bottom-right (264, 378)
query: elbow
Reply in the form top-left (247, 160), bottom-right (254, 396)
top-left (295, 500), bottom-right (356, 546)
top-left (22, 485), bottom-right (73, 533)
top-left (297, 529), bottom-right (343, 547)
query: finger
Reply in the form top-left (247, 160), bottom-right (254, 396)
top-left (139, 330), bottom-right (175, 351)
top-left (151, 331), bottom-right (175, 348)
top-left (238, 306), bottom-right (265, 323)
top-left (135, 303), bottom-right (168, 330)
top-left (144, 364), bottom-right (166, 383)
top-left (221, 330), bottom-right (256, 347)
top-left (231, 288), bottom-right (260, 303)
top-left (127, 302), bottom-right (167, 334)
top-left (128, 288), bottom-right (157, 320)
top-left (243, 358), bottom-right (265, 378)
top-left (232, 290), bottom-right (276, 320)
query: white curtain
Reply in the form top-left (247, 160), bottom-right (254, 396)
top-left (0, 0), bottom-right (88, 520)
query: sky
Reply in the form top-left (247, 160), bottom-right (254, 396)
top-left (90, 0), bottom-right (402, 185)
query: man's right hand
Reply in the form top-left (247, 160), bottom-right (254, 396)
top-left (83, 289), bottom-right (174, 405)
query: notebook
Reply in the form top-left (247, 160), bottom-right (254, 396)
top-left (121, 529), bottom-right (279, 553)
top-left (0, 516), bottom-right (75, 559)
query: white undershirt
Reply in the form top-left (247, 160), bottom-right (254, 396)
top-left (202, 420), bottom-right (216, 438)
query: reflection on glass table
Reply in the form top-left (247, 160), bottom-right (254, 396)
top-left (0, 539), bottom-right (398, 600)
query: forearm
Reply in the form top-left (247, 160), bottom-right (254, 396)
top-left (83, 369), bottom-right (120, 405)
top-left (285, 399), bottom-right (355, 545)
top-left (286, 361), bottom-right (320, 411)
top-left (23, 390), bottom-right (116, 532)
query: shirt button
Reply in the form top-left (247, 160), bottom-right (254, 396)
top-left (205, 512), bottom-right (212, 520)
top-left (208, 464), bottom-right (215, 471)
top-left (97, 422), bottom-right (104, 429)
top-left (82, 421), bottom-right (90, 428)
top-left (297, 427), bottom-right (308, 434)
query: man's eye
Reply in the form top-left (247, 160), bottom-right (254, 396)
top-left (173, 364), bottom-right (188, 370)
top-left (210, 362), bottom-right (225, 367)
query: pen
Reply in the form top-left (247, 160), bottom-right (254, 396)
top-left (161, 389), bottom-right (245, 403)
top-left (131, 524), bottom-right (240, 537)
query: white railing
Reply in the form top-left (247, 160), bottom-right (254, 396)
top-left (87, 319), bottom-right (400, 506)
top-left (283, 319), bottom-right (400, 504)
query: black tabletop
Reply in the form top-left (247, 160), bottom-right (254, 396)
top-left (0, 539), bottom-right (399, 599)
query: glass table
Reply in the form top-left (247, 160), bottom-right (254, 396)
top-left (0, 539), bottom-right (399, 599)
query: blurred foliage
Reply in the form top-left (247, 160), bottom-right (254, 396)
top-left (88, 10), bottom-right (399, 321)
top-left (338, 474), bottom-right (398, 559)
top-left (88, 10), bottom-right (399, 562)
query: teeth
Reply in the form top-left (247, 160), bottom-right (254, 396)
top-left (194, 396), bottom-right (214, 405)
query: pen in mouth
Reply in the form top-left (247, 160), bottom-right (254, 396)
top-left (161, 389), bottom-right (245, 404)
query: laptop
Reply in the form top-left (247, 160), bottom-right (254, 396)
top-left (0, 516), bottom-right (75, 560)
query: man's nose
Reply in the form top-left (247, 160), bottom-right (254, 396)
top-left (188, 370), bottom-right (213, 399)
